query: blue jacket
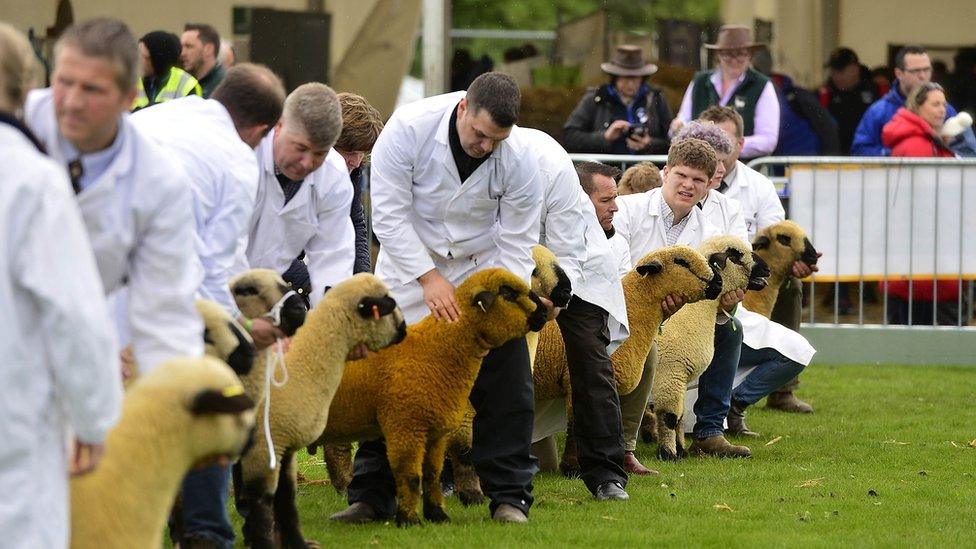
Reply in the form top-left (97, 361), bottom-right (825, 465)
top-left (851, 80), bottom-right (976, 156)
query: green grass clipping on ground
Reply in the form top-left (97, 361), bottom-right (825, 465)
top-left (227, 364), bottom-right (976, 547)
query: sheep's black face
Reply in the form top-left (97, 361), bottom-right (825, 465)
top-left (225, 321), bottom-right (256, 375)
top-left (704, 263), bottom-right (723, 299)
top-left (549, 265), bottom-right (573, 308)
top-left (801, 237), bottom-right (819, 266)
top-left (747, 253), bottom-right (771, 291)
top-left (277, 290), bottom-right (309, 336)
top-left (527, 291), bottom-right (547, 332)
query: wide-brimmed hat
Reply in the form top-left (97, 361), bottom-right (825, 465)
top-left (601, 45), bottom-right (658, 77)
top-left (705, 25), bottom-right (766, 52)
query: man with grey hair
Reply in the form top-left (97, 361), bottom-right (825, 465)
top-left (0, 21), bottom-right (121, 547)
top-left (24, 17), bottom-right (203, 374)
top-left (235, 82), bottom-right (355, 308)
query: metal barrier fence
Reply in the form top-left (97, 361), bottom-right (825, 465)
top-left (568, 153), bottom-right (976, 329)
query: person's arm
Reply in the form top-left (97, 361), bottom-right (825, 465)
top-left (16, 169), bottom-right (122, 448)
top-left (496, 160), bottom-right (544, 284)
top-left (128, 166), bottom-right (205, 371)
top-left (850, 104), bottom-right (890, 156)
top-left (540, 164), bottom-right (587, 291)
top-left (305, 171), bottom-right (356, 306)
top-left (562, 91), bottom-right (614, 153)
top-left (349, 168), bottom-right (371, 274)
top-left (370, 115), bottom-right (436, 284)
top-left (740, 81), bottom-right (780, 158)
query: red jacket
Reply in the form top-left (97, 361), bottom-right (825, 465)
top-left (879, 107), bottom-right (958, 302)
top-left (881, 108), bottom-right (955, 158)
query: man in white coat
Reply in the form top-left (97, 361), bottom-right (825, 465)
top-left (24, 18), bottom-right (203, 373)
top-left (518, 128), bottom-right (630, 501)
top-left (129, 63), bottom-right (285, 548)
top-left (332, 73), bottom-right (544, 524)
top-left (0, 22), bottom-right (122, 548)
top-left (701, 106), bottom-right (819, 413)
top-left (235, 82), bottom-right (355, 308)
top-left (614, 138), bottom-right (752, 458)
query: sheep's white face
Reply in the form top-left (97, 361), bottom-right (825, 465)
top-left (459, 268), bottom-right (547, 348)
top-left (632, 246), bottom-right (723, 303)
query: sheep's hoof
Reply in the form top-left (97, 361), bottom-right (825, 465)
top-left (395, 510), bottom-right (421, 527)
top-left (423, 502), bottom-right (451, 523)
top-left (304, 540), bottom-right (322, 549)
top-left (559, 460), bottom-right (582, 479)
top-left (458, 488), bottom-right (486, 506)
top-left (657, 446), bottom-right (679, 462)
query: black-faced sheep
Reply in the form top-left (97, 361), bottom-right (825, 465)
top-left (308, 268), bottom-right (547, 527)
top-left (197, 299), bottom-right (256, 376)
top-left (742, 220), bottom-right (819, 317)
top-left (652, 236), bottom-right (770, 460)
top-left (70, 357), bottom-right (255, 549)
top-left (237, 273), bottom-right (407, 548)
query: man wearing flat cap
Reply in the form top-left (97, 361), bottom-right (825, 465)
top-left (563, 44), bottom-right (673, 154)
top-left (672, 25), bottom-right (780, 159)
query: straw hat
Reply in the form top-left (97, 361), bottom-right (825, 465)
top-left (705, 25), bottom-right (766, 51)
top-left (600, 45), bottom-right (658, 77)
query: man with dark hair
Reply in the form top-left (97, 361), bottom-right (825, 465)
top-left (133, 30), bottom-right (200, 111)
top-left (331, 72), bottom-right (544, 524)
top-left (852, 44), bottom-right (976, 155)
top-left (819, 47), bottom-right (882, 154)
top-left (182, 23), bottom-right (224, 97)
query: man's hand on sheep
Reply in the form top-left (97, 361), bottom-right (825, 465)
top-left (661, 294), bottom-right (686, 319)
top-left (119, 346), bottom-right (135, 381)
top-left (791, 253), bottom-right (822, 279)
top-left (249, 317), bottom-right (286, 350)
top-left (419, 269), bottom-right (460, 322)
top-left (538, 295), bottom-right (561, 319)
top-left (719, 289), bottom-right (745, 313)
top-left (69, 439), bottom-right (104, 477)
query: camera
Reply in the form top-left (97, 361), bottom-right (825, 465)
top-left (625, 124), bottom-right (648, 139)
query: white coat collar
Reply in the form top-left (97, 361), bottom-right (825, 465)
top-left (75, 117), bottom-right (136, 201)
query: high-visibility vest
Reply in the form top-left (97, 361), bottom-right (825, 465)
top-left (131, 66), bottom-right (202, 111)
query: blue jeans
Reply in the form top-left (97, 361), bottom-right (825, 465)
top-left (173, 464), bottom-right (235, 548)
top-left (733, 345), bottom-right (807, 405)
top-left (693, 318), bottom-right (743, 440)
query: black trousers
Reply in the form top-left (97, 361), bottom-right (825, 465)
top-left (346, 336), bottom-right (538, 516)
top-left (557, 296), bottom-right (627, 493)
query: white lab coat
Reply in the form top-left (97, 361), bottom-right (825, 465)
top-left (25, 89), bottom-right (204, 372)
top-left (0, 123), bottom-right (122, 549)
top-left (519, 127), bottom-right (628, 334)
top-left (370, 91), bottom-right (543, 324)
top-left (722, 160), bottom-right (785, 239)
top-left (698, 189), bottom-right (750, 246)
top-left (237, 131), bottom-right (354, 307)
top-left (614, 188), bottom-right (723, 265)
top-left (130, 97), bottom-right (258, 316)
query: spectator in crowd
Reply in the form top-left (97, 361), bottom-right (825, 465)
top-left (219, 38), bottom-right (235, 68)
top-left (563, 45), bottom-right (672, 155)
top-left (25, 17), bottom-right (204, 376)
top-left (132, 30), bottom-right (200, 111)
top-left (182, 23), bottom-right (225, 97)
top-left (819, 47), bottom-right (882, 155)
top-left (870, 65), bottom-right (893, 95)
top-left (949, 48), bottom-right (976, 115)
top-left (770, 72), bottom-right (840, 156)
top-left (617, 161), bottom-right (662, 195)
top-left (880, 82), bottom-right (964, 325)
top-left (931, 60), bottom-right (949, 86)
top-left (851, 45), bottom-right (976, 156)
top-left (0, 21), bottom-right (122, 548)
top-left (672, 25), bottom-right (779, 159)
top-left (335, 92), bottom-right (384, 274)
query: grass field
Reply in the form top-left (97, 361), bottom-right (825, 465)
top-left (232, 363), bottom-right (976, 547)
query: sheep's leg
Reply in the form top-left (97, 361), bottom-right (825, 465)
top-left (421, 437), bottom-right (451, 523)
top-left (386, 433), bottom-right (426, 527)
top-left (655, 412), bottom-right (680, 461)
top-left (322, 443), bottom-right (354, 494)
top-left (559, 426), bottom-right (582, 478)
top-left (241, 471), bottom-right (277, 549)
top-left (446, 421), bottom-right (484, 506)
top-left (640, 403), bottom-right (659, 444)
top-left (273, 451), bottom-right (317, 548)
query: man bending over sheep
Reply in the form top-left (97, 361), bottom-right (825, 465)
top-left (331, 72), bottom-right (544, 524)
top-left (614, 138), bottom-right (752, 458)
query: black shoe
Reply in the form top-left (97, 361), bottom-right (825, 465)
top-left (595, 481), bottom-right (629, 501)
top-left (329, 501), bottom-right (384, 524)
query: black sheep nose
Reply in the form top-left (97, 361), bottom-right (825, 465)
top-left (704, 267), bottom-right (723, 299)
top-left (802, 238), bottom-right (819, 265)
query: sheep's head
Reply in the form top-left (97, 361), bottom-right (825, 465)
top-left (230, 269), bottom-right (308, 336)
top-left (700, 236), bottom-right (770, 296)
top-left (197, 300), bottom-right (255, 376)
top-left (322, 273), bottom-right (407, 352)
top-left (129, 356), bottom-right (256, 467)
top-left (457, 268), bottom-right (547, 348)
top-left (630, 245), bottom-right (723, 305)
top-left (752, 220), bottom-right (819, 275)
top-left (531, 245), bottom-right (573, 315)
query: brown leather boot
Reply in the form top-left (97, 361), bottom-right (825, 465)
top-left (688, 435), bottom-right (752, 458)
top-left (766, 391), bottom-right (814, 413)
top-left (623, 451), bottom-right (659, 475)
top-left (726, 400), bottom-right (761, 438)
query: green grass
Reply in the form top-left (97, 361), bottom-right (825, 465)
top-left (242, 364), bottom-right (976, 547)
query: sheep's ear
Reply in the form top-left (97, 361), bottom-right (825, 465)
top-left (709, 252), bottom-right (729, 269)
top-left (473, 290), bottom-right (496, 312)
top-left (232, 284), bottom-right (259, 296)
top-left (752, 235), bottom-right (771, 250)
top-left (189, 386), bottom-right (254, 416)
top-left (636, 260), bottom-right (664, 277)
top-left (358, 296), bottom-right (397, 319)
top-left (776, 234), bottom-right (793, 246)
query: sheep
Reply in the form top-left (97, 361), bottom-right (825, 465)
top-left (70, 356), bottom-right (256, 549)
top-left (307, 268), bottom-right (547, 527)
top-left (742, 220), bottom-right (820, 317)
top-left (237, 273), bottom-right (407, 548)
top-left (652, 236), bottom-right (770, 460)
top-left (525, 244), bottom-right (574, 361)
top-left (197, 299), bottom-right (256, 376)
